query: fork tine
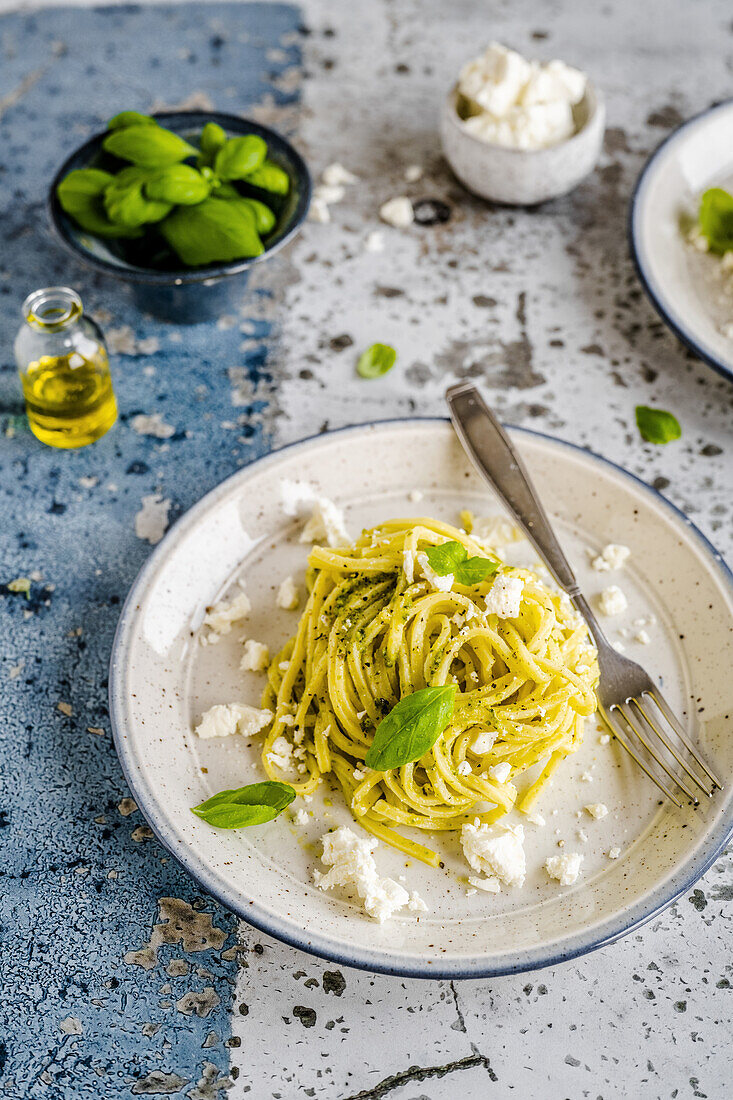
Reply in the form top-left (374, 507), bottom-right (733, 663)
top-left (617, 703), bottom-right (699, 803)
top-left (601, 707), bottom-right (683, 808)
top-left (647, 689), bottom-right (723, 790)
top-left (630, 697), bottom-right (712, 797)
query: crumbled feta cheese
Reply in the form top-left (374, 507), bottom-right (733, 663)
top-left (525, 811), bottom-right (546, 827)
top-left (577, 828), bottom-right (589, 843)
top-left (279, 661), bottom-right (290, 672)
top-left (591, 544), bottom-right (631, 572)
top-left (379, 196), bottom-right (414, 228)
top-left (408, 489), bottom-right (424, 503)
top-left (292, 808), bottom-right (309, 826)
top-left (313, 826), bottom-right (424, 922)
top-left (585, 803), bottom-right (608, 819)
top-left (204, 591), bottom-right (251, 635)
top-left (688, 226), bottom-right (709, 252)
top-left (308, 198), bottom-right (330, 224)
top-left (280, 714), bottom-right (295, 726)
top-left (415, 551), bottom-right (454, 592)
top-left (607, 847), bottom-right (621, 860)
top-left (721, 251), bottom-right (733, 272)
top-left (266, 735), bottom-right (294, 769)
top-left (280, 478), bottom-right (318, 517)
top-left (488, 761), bottom-right (511, 784)
top-left (134, 494), bottom-right (171, 545)
top-left (634, 629), bottom-right (651, 645)
top-left (598, 585), bottom-right (628, 617)
top-left (322, 162), bottom-right (358, 186)
top-left (461, 822), bottom-right (526, 889)
top-left (471, 730), bottom-right (498, 754)
top-left (404, 164), bottom-right (423, 182)
top-left (195, 703), bottom-right (272, 739)
top-left (457, 760), bottom-right (472, 776)
top-left (130, 412), bottom-right (175, 439)
top-left (471, 515), bottom-right (524, 548)
top-left (364, 229), bottom-right (385, 252)
top-left (276, 575), bottom-right (300, 611)
top-left (468, 874), bottom-right (501, 893)
top-left (612, 641), bottom-right (626, 653)
top-left (300, 497), bottom-right (351, 547)
top-left (484, 574), bottom-right (524, 618)
top-left (314, 183), bottom-right (345, 205)
top-left (580, 771), bottom-right (594, 783)
top-left (407, 890), bottom-right (428, 912)
top-left (599, 733), bottom-right (611, 745)
top-left (240, 639), bottom-right (270, 672)
top-left (545, 851), bottom-right (584, 885)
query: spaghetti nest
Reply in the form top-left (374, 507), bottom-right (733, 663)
top-left (262, 517), bottom-right (599, 867)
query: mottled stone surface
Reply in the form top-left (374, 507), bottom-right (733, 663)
top-left (0, 0), bottom-right (731, 1098)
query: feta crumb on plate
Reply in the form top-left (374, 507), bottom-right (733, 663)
top-left (488, 761), bottom-right (511, 784)
top-left (313, 183), bottom-right (345, 205)
top-left (240, 639), bottom-right (270, 672)
top-left (607, 847), bottom-right (621, 860)
top-left (525, 811), bottom-right (546, 827)
top-left (585, 802), bottom-right (608, 819)
top-left (545, 851), bottom-right (584, 885)
top-left (292, 808), bottom-right (309, 827)
top-left (204, 590), bottom-right (251, 636)
top-left (322, 162), bottom-right (358, 186)
top-left (364, 229), bottom-right (385, 252)
top-left (591, 543), bottom-right (631, 572)
top-left (195, 703), bottom-right (272, 740)
top-left (404, 164), bottom-right (423, 182)
top-left (308, 198), bottom-right (330, 224)
top-left (379, 196), bottom-right (414, 228)
top-left (313, 826), bottom-right (427, 922)
top-left (484, 574), bottom-right (524, 618)
top-left (134, 494), bottom-right (171, 545)
top-left (597, 585), bottom-right (628, 616)
top-left (468, 875), bottom-right (501, 893)
top-left (408, 489), bottom-right (424, 503)
top-left (470, 515), bottom-right (524, 548)
top-left (266, 735), bottom-right (294, 769)
top-left (461, 821), bottom-right (526, 889)
top-left (634, 629), bottom-right (651, 645)
top-left (276, 575), bottom-right (300, 611)
top-left (300, 497), bottom-right (351, 548)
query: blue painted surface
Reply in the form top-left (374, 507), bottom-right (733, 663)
top-left (0, 5), bottom-right (301, 1096)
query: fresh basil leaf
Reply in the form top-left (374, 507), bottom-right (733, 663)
top-left (145, 164), bottom-right (210, 205)
top-left (103, 167), bottom-right (172, 228)
top-left (245, 160), bottom-right (290, 195)
top-left (698, 187), bottom-right (733, 254)
top-left (159, 196), bottom-right (264, 266)
top-left (365, 686), bottom-right (457, 771)
top-left (57, 170), bottom-right (142, 238)
top-left (454, 557), bottom-right (500, 586)
top-left (214, 135), bottom-right (268, 180)
top-left (239, 197), bottom-right (277, 235)
top-left (635, 405), bottom-right (681, 445)
top-left (425, 541), bottom-right (467, 575)
top-left (103, 124), bottom-right (197, 168)
top-left (200, 121), bottom-right (227, 156)
top-left (192, 780), bottom-right (295, 828)
top-left (107, 110), bottom-right (158, 131)
top-left (356, 343), bottom-right (397, 379)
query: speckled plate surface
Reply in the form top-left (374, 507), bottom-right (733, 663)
top-left (630, 98), bottom-right (733, 383)
top-left (109, 420), bottom-right (733, 979)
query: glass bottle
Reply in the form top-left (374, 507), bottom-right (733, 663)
top-left (14, 286), bottom-right (117, 448)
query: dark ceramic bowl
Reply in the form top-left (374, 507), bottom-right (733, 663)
top-left (48, 111), bottom-right (311, 324)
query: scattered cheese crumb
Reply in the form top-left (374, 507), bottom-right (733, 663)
top-left (580, 771), bottom-right (594, 783)
top-left (300, 497), bottom-right (351, 547)
top-left (415, 551), bottom-right (454, 592)
top-left (266, 735), bottom-right (294, 769)
top-left (134, 494), bottom-right (171, 545)
top-left (276, 575), bottom-right (300, 611)
top-left (314, 826), bottom-right (426, 922)
top-left (379, 196), bottom-right (414, 228)
top-left (204, 591), bottom-right (251, 636)
top-left (525, 811), bottom-right (546, 827)
top-left (468, 875), bottom-right (501, 893)
top-left (634, 629), bottom-right (651, 645)
top-left (408, 489), bottom-right (424, 503)
top-left (195, 703), bottom-right (272, 740)
top-left (488, 761), bottom-right (511, 784)
top-left (612, 641), bottom-right (626, 653)
top-left (292, 808), bottom-right (309, 827)
top-left (322, 162), bottom-right (358, 186)
top-left (314, 183), bottom-right (345, 205)
top-left (545, 851), bottom-right (584, 885)
top-left (408, 890), bottom-right (428, 912)
top-left (461, 821), bottom-right (526, 889)
top-left (599, 733), bottom-right (611, 745)
top-left (457, 760), bottom-right (472, 776)
top-left (484, 574), bottom-right (524, 618)
top-left (308, 199), bottom-right (330, 223)
top-left (585, 803), bottom-right (609, 819)
top-left (591, 544), bottom-right (631, 572)
top-left (130, 413), bottom-right (175, 439)
top-left (240, 639), bottom-right (270, 672)
top-left (577, 828), bottom-right (589, 843)
top-left (364, 229), bottom-right (385, 252)
top-left (471, 730), bottom-right (498, 755)
top-left (607, 847), bottom-right (621, 860)
top-left (404, 164), bottom-right (423, 182)
top-left (598, 585), bottom-right (628, 616)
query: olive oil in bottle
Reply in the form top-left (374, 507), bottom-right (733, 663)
top-left (14, 287), bottom-right (117, 448)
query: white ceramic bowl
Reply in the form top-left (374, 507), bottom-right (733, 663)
top-left (629, 98), bottom-right (733, 384)
top-left (440, 83), bottom-right (605, 205)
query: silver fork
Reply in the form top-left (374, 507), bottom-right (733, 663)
top-left (446, 381), bottom-right (722, 807)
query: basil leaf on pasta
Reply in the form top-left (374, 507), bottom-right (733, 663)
top-left (425, 541), bottom-right (466, 574)
top-left (192, 780), bottom-right (295, 828)
top-left (365, 686), bottom-right (457, 771)
top-left (454, 557), bottom-right (499, 585)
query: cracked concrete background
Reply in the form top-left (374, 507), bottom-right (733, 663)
top-left (0, 0), bottom-right (731, 1097)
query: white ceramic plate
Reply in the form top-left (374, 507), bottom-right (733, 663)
top-left (109, 420), bottom-right (733, 978)
top-left (630, 98), bottom-right (733, 383)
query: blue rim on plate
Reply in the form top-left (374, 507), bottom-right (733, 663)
top-left (629, 98), bottom-right (733, 385)
top-left (109, 419), bottom-right (733, 979)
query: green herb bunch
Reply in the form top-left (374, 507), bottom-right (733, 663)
top-left (56, 111), bottom-right (290, 267)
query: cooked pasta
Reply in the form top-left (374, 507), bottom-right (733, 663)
top-left (261, 517), bottom-right (599, 867)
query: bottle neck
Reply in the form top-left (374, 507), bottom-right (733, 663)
top-left (23, 287), bottom-right (83, 333)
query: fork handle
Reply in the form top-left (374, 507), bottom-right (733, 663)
top-left (447, 381), bottom-right (581, 595)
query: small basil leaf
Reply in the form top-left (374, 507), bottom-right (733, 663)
top-left (57, 168), bottom-right (114, 212)
top-left (698, 188), bottom-right (733, 254)
top-left (103, 124), bottom-right (197, 168)
top-left (214, 135), bottom-right (268, 180)
top-left (356, 343), bottom-right (397, 379)
top-left (365, 686), bottom-right (457, 771)
top-left (454, 557), bottom-right (500, 586)
top-left (200, 121), bottom-right (228, 156)
top-left (635, 405), bottom-right (681, 445)
top-left (425, 541), bottom-right (467, 575)
top-left (159, 196), bottom-right (264, 266)
top-left (107, 110), bottom-right (158, 131)
top-left (145, 164), bottom-right (210, 205)
top-left (238, 197), bottom-right (277, 235)
top-left (103, 167), bottom-right (172, 227)
top-left (192, 780), bottom-right (296, 828)
top-left (245, 160), bottom-right (290, 195)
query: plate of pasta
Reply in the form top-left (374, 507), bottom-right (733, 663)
top-left (109, 419), bottom-right (733, 977)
